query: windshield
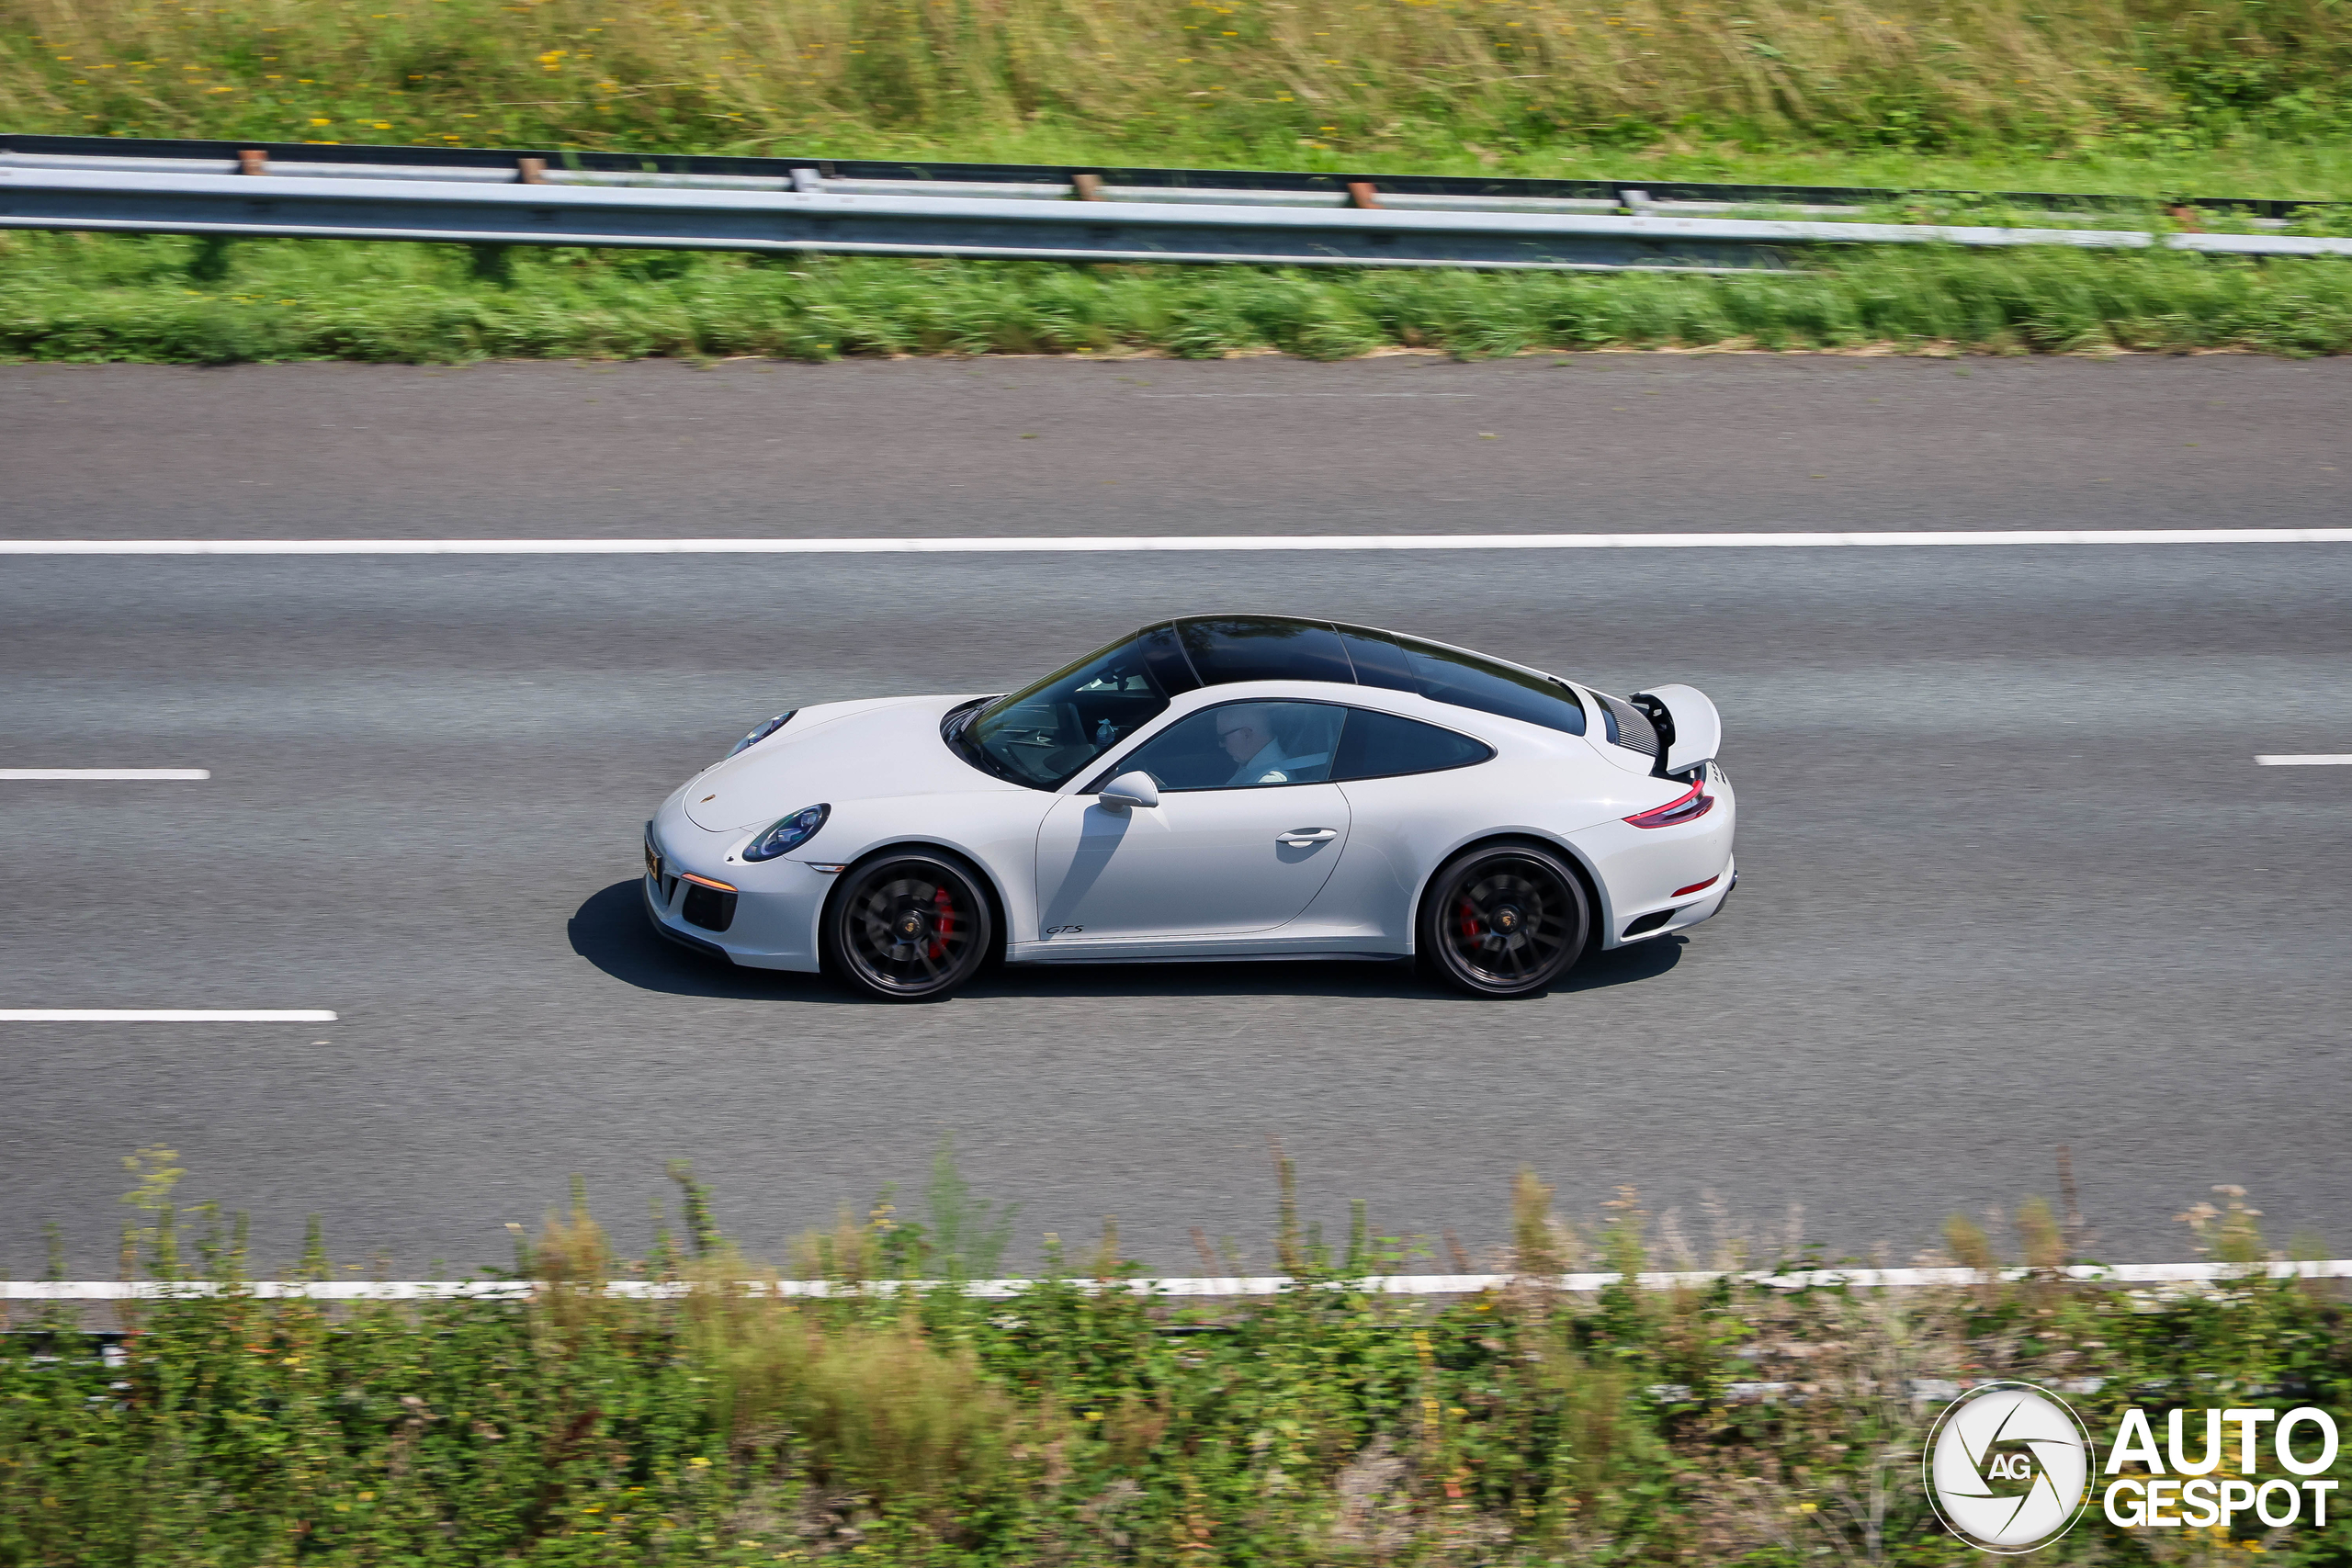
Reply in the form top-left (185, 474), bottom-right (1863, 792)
top-left (962, 623), bottom-right (1197, 789)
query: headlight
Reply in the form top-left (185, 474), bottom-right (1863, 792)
top-left (725, 710), bottom-right (797, 761)
top-left (741, 804), bottom-right (830, 863)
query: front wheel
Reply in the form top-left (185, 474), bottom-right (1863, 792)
top-left (1418, 843), bottom-right (1589, 998)
top-left (822, 852), bottom-right (994, 1002)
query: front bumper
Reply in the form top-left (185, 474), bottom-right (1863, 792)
top-left (642, 884), bottom-right (733, 963)
top-left (641, 823), bottom-right (832, 973)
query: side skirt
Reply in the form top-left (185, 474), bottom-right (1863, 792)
top-left (1013, 949), bottom-right (1405, 966)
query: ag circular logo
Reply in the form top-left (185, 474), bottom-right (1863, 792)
top-left (1924, 1382), bottom-right (2095, 1553)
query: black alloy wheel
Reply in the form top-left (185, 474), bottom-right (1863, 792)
top-left (1418, 843), bottom-right (1589, 998)
top-left (824, 852), bottom-right (994, 1001)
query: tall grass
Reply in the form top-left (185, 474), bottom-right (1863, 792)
top-left (6, 0), bottom-right (2352, 171)
top-left (4, 1154), bottom-right (2346, 1564)
top-left (8, 230), bottom-right (2352, 362)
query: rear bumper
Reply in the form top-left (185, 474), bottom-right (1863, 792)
top-left (1616, 858), bottom-right (1736, 944)
top-left (1569, 761), bottom-right (1737, 948)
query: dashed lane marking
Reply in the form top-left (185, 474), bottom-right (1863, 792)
top-left (0, 1010), bottom-right (336, 1022)
top-left (0, 768), bottom-right (209, 780)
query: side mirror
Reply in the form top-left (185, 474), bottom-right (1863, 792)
top-left (1099, 771), bottom-right (1159, 810)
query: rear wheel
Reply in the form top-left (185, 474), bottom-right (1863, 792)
top-left (823, 852), bottom-right (994, 1002)
top-left (1418, 843), bottom-right (1589, 998)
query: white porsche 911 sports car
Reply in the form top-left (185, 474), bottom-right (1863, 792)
top-left (643, 616), bottom-right (1734, 1001)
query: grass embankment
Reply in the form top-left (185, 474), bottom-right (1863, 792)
top-left (10, 231), bottom-right (2352, 360)
top-left (8, 0), bottom-right (2352, 362)
top-left (8, 0), bottom-right (2352, 180)
top-left (4, 1156), bottom-right (2348, 1565)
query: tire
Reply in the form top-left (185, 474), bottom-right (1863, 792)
top-left (1417, 842), bottom-right (1589, 998)
top-left (822, 852), bottom-right (995, 1002)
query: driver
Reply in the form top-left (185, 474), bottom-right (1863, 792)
top-left (1216, 705), bottom-right (1293, 785)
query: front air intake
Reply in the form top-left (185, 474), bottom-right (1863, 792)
top-left (682, 882), bottom-right (738, 932)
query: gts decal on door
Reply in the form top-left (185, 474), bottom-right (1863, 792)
top-left (1045, 925), bottom-right (1086, 935)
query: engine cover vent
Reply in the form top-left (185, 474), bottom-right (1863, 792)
top-left (1597, 693), bottom-right (1661, 757)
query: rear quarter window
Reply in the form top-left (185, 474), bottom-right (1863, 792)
top-left (1331, 709), bottom-right (1494, 781)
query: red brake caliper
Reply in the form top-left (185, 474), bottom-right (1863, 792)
top-left (930, 886), bottom-right (955, 960)
top-left (1457, 897), bottom-right (1479, 942)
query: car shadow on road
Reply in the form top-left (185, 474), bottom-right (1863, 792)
top-left (568, 880), bottom-right (1685, 1005)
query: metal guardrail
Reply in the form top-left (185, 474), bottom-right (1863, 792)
top-left (8, 132), bottom-right (2346, 220)
top-left (0, 165), bottom-right (1781, 270)
top-left (4, 136), bottom-right (2348, 270)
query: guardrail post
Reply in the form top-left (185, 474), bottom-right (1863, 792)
top-left (237, 150), bottom-right (266, 176)
top-left (1072, 173), bottom-right (1104, 201)
top-left (789, 167), bottom-right (823, 193)
top-left (469, 243), bottom-right (515, 284)
top-left (189, 234), bottom-right (232, 282)
top-left (1346, 181), bottom-right (1381, 209)
top-left (516, 157), bottom-right (548, 186)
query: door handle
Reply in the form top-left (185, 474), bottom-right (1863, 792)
top-left (1275, 828), bottom-right (1339, 845)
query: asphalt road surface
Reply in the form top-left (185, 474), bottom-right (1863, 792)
top-left (6, 354), bottom-right (2348, 541)
top-left (3, 355), bottom-right (2348, 1278)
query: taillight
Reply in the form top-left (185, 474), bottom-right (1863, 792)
top-left (1624, 776), bottom-right (1713, 829)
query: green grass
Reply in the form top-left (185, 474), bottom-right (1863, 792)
top-left (5, 1156), bottom-right (2347, 1566)
top-left (9, 231), bottom-right (2352, 363)
top-left (9, 0), bottom-right (2352, 183)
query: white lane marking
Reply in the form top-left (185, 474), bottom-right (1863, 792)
top-left (9, 1258), bottom-right (2352, 1301)
top-left (2256, 755), bottom-right (2352, 765)
top-left (3, 530), bottom-right (2351, 556)
top-left (0, 768), bottom-right (209, 780)
top-left (1133, 392), bottom-right (1477, 399)
top-left (0, 1010), bottom-right (336, 1022)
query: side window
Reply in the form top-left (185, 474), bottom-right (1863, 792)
top-left (1108, 702), bottom-right (1345, 791)
top-left (1330, 709), bottom-right (1494, 781)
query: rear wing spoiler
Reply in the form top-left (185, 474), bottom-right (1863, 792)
top-left (1631, 684), bottom-right (1721, 774)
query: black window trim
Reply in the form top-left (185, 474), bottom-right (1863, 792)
top-left (1076, 696), bottom-right (1495, 795)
